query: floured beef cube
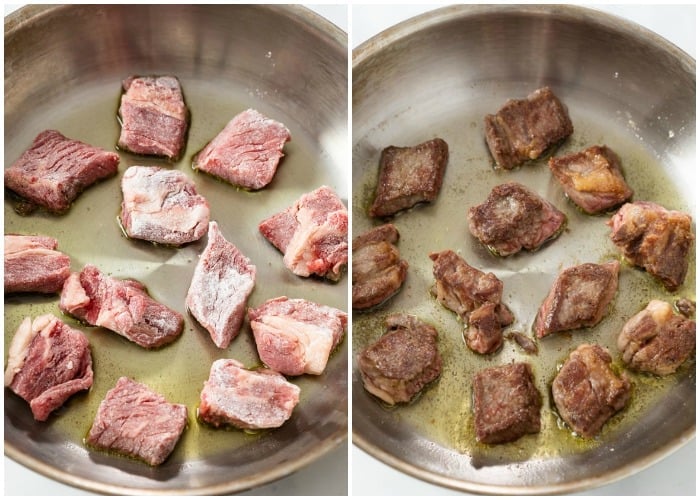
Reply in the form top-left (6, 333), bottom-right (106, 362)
top-left (468, 182), bottom-right (566, 256)
top-left (120, 166), bottom-right (210, 245)
top-left (118, 75), bottom-right (189, 160)
top-left (369, 138), bottom-right (448, 218)
top-left (429, 249), bottom-right (513, 354)
top-left (193, 108), bottom-right (291, 190)
top-left (186, 221), bottom-right (256, 349)
top-left (87, 377), bottom-right (187, 466)
top-left (4, 314), bottom-right (93, 421)
top-left (59, 264), bottom-right (184, 349)
top-left (534, 261), bottom-right (619, 338)
top-left (352, 224), bottom-right (408, 309)
top-left (198, 359), bottom-right (300, 430)
top-left (608, 201), bottom-right (693, 291)
top-left (358, 313), bottom-right (442, 405)
top-left (552, 344), bottom-right (631, 438)
top-left (259, 185), bottom-right (348, 280)
top-left (548, 145), bottom-right (633, 214)
top-left (248, 296), bottom-right (347, 376)
top-left (4, 130), bottom-right (120, 213)
top-left (472, 363), bottom-right (541, 444)
top-left (618, 300), bottom-right (696, 375)
top-left (4, 234), bottom-right (71, 294)
top-left (484, 86), bottom-right (573, 169)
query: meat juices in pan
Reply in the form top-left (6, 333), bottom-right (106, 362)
top-left (358, 313), bottom-right (442, 405)
top-left (484, 86), bottom-right (573, 169)
top-left (534, 261), bottom-right (620, 338)
top-left (618, 300), bottom-right (696, 376)
top-left (369, 138), bottom-right (448, 218)
top-left (467, 182), bottom-right (566, 257)
top-left (608, 201), bottom-right (694, 291)
top-left (552, 344), bottom-right (631, 438)
top-left (472, 362), bottom-right (542, 444)
top-left (352, 223), bottom-right (408, 310)
top-left (117, 75), bottom-right (189, 161)
top-left (4, 129), bottom-right (120, 214)
top-left (4, 314), bottom-right (93, 422)
top-left (193, 108), bottom-right (291, 190)
top-left (4, 234), bottom-right (71, 294)
top-left (548, 145), bottom-right (633, 214)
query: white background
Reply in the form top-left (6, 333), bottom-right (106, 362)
top-left (351, 3), bottom-right (696, 497)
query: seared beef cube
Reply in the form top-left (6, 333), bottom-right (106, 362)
top-left (186, 221), bottom-right (256, 349)
top-left (352, 224), bottom-right (409, 309)
top-left (198, 359), bottom-right (300, 430)
top-left (194, 108), bottom-right (291, 190)
top-left (118, 75), bottom-right (189, 160)
top-left (484, 86), bottom-right (573, 169)
top-left (468, 182), bottom-right (566, 256)
top-left (465, 303), bottom-right (506, 354)
top-left (358, 313), bottom-right (442, 405)
top-left (4, 315), bottom-right (93, 421)
top-left (259, 185), bottom-right (348, 280)
top-left (60, 265), bottom-right (184, 349)
top-left (120, 166), bottom-right (210, 245)
top-left (618, 300), bottom-right (696, 375)
top-left (534, 261), bottom-right (619, 338)
top-left (4, 130), bottom-right (119, 213)
top-left (608, 201), bottom-right (693, 291)
top-left (548, 145), bottom-right (633, 214)
top-left (248, 296), bottom-right (347, 376)
top-left (369, 138), bottom-right (448, 217)
top-left (4, 235), bottom-right (71, 294)
top-left (472, 362), bottom-right (541, 444)
top-left (87, 377), bottom-right (187, 466)
top-left (552, 344), bottom-right (631, 438)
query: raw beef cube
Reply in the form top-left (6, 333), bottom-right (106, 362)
top-left (59, 265), bottom-right (184, 349)
top-left (369, 138), bottom-right (448, 217)
top-left (468, 182), bottom-right (566, 256)
top-left (248, 296), bottom-right (347, 376)
top-left (4, 234), bottom-right (71, 294)
top-left (198, 359), bottom-right (300, 430)
top-left (484, 86), bottom-right (573, 169)
top-left (117, 75), bottom-right (189, 160)
top-left (430, 249), bottom-right (513, 354)
top-left (259, 185), bottom-right (348, 280)
top-left (608, 201), bottom-right (693, 291)
top-left (4, 314), bottom-right (93, 421)
top-left (357, 313), bottom-right (442, 405)
top-left (120, 166), bottom-right (210, 245)
top-left (86, 377), bottom-right (187, 466)
top-left (534, 261), bottom-right (619, 338)
top-left (472, 362), bottom-right (541, 444)
top-left (193, 108), bottom-right (291, 190)
top-left (618, 300), bottom-right (696, 375)
top-left (4, 130), bottom-right (120, 213)
top-left (552, 344), bottom-right (631, 438)
top-left (352, 224), bottom-right (408, 309)
top-left (186, 221), bottom-right (256, 349)
top-left (548, 145), bottom-right (633, 214)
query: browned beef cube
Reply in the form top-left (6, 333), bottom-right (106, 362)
top-left (357, 313), bottom-right (442, 405)
top-left (534, 261), bottom-right (620, 338)
top-left (608, 201), bottom-right (693, 291)
top-left (4, 235), bottom-right (71, 294)
top-left (468, 182), bottom-right (566, 257)
top-left (548, 145), bottom-right (633, 214)
top-left (552, 344), bottom-right (631, 438)
top-left (484, 87), bottom-right (573, 169)
top-left (352, 224), bottom-right (408, 310)
top-left (4, 130), bottom-right (119, 213)
top-left (369, 138), bottom-right (448, 217)
top-left (465, 303), bottom-right (505, 355)
top-left (472, 363), bottom-right (542, 444)
top-left (618, 300), bottom-right (696, 375)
